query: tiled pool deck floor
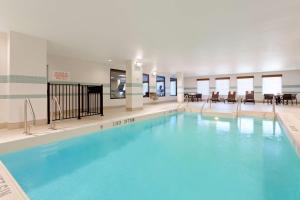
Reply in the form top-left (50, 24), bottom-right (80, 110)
top-left (0, 101), bottom-right (299, 152)
top-left (0, 103), bottom-right (178, 145)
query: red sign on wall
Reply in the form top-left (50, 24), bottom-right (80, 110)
top-left (52, 71), bottom-right (70, 81)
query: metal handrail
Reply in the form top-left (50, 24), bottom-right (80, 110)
top-left (201, 99), bottom-right (209, 114)
top-left (235, 97), bottom-right (241, 118)
top-left (24, 98), bottom-right (36, 134)
top-left (272, 95), bottom-right (276, 120)
top-left (177, 101), bottom-right (188, 109)
top-left (49, 96), bottom-right (63, 129)
top-left (201, 101), bottom-right (207, 115)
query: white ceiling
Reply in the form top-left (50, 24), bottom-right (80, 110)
top-left (1, 0), bottom-right (300, 76)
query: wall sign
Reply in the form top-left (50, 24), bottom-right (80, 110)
top-left (52, 71), bottom-right (70, 81)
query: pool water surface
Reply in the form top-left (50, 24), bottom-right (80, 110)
top-left (1, 113), bottom-right (300, 200)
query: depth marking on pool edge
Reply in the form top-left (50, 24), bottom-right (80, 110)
top-left (111, 110), bottom-right (177, 128)
top-left (0, 162), bottom-right (29, 199)
top-left (0, 174), bottom-right (12, 198)
top-left (289, 125), bottom-right (299, 133)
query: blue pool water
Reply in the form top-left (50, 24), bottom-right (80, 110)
top-left (1, 113), bottom-right (300, 200)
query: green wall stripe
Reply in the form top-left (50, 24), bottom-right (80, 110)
top-left (282, 85), bottom-right (300, 88)
top-left (0, 76), bottom-right (8, 83)
top-left (126, 83), bottom-right (143, 87)
top-left (184, 87), bottom-right (197, 89)
top-left (50, 81), bottom-right (110, 87)
top-left (0, 75), bottom-right (46, 84)
top-left (0, 94), bottom-right (47, 99)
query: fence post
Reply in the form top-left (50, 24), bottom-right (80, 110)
top-left (78, 83), bottom-right (81, 119)
top-left (47, 82), bottom-right (50, 124)
top-left (100, 85), bottom-right (103, 116)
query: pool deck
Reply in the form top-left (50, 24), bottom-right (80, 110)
top-left (0, 101), bottom-right (299, 154)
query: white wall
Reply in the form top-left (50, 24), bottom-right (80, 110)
top-left (0, 32), bottom-right (47, 128)
top-left (8, 32), bottom-right (47, 124)
top-left (47, 55), bottom-right (177, 107)
top-left (184, 70), bottom-right (300, 101)
top-left (0, 32), bottom-right (9, 125)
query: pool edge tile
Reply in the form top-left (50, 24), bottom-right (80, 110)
top-left (0, 162), bottom-right (29, 200)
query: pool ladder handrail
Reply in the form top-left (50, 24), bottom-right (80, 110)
top-left (272, 95), bottom-right (276, 120)
top-left (49, 96), bottom-right (63, 130)
top-left (235, 97), bottom-right (242, 118)
top-left (201, 98), bottom-right (210, 114)
top-left (24, 98), bottom-right (36, 134)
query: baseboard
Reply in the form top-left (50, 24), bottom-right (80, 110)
top-left (104, 105), bottom-right (125, 109)
top-left (7, 119), bottom-right (47, 129)
top-left (143, 99), bottom-right (177, 105)
top-left (0, 122), bottom-right (7, 129)
top-left (126, 107), bottom-right (143, 111)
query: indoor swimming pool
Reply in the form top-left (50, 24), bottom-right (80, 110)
top-left (1, 113), bottom-right (300, 200)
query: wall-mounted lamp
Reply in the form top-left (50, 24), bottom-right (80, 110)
top-left (136, 61), bottom-right (143, 67)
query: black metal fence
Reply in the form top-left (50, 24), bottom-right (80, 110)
top-left (47, 83), bottom-right (103, 124)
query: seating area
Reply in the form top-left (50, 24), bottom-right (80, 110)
top-left (184, 93), bottom-right (202, 102)
top-left (184, 91), bottom-right (298, 105)
top-left (265, 93), bottom-right (298, 105)
top-left (244, 91), bottom-right (255, 104)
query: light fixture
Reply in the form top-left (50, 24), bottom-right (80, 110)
top-left (214, 117), bottom-right (219, 120)
top-left (108, 59), bottom-right (112, 62)
top-left (136, 61), bottom-right (143, 67)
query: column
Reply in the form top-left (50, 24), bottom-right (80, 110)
top-left (0, 32), bottom-right (9, 128)
top-left (149, 72), bottom-right (156, 95)
top-left (7, 31), bottom-right (47, 128)
top-left (126, 60), bottom-right (143, 110)
top-left (177, 72), bottom-right (184, 103)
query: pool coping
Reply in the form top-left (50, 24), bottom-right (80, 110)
top-left (0, 162), bottom-right (29, 200)
top-left (276, 113), bottom-right (300, 156)
top-left (0, 108), bottom-right (179, 155)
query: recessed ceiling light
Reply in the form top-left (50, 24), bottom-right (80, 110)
top-left (108, 59), bottom-right (112, 62)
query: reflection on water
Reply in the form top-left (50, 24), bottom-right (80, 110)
top-left (262, 120), bottom-right (281, 137)
top-left (216, 121), bottom-right (231, 133)
top-left (238, 118), bottom-right (254, 134)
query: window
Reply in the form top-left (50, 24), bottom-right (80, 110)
top-left (156, 76), bottom-right (165, 96)
top-left (197, 79), bottom-right (209, 95)
top-left (143, 74), bottom-right (149, 97)
top-left (110, 69), bottom-right (126, 99)
top-left (237, 76), bottom-right (254, 96)
top-left (215, 78), bottom-right (230, 96)
top-left (262, 75), bottom-right (282, 95)
top-left (170, 78), bottom-right (177, 96)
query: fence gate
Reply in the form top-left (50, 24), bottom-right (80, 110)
top-left (47, 83), bottom-right (103, 124)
